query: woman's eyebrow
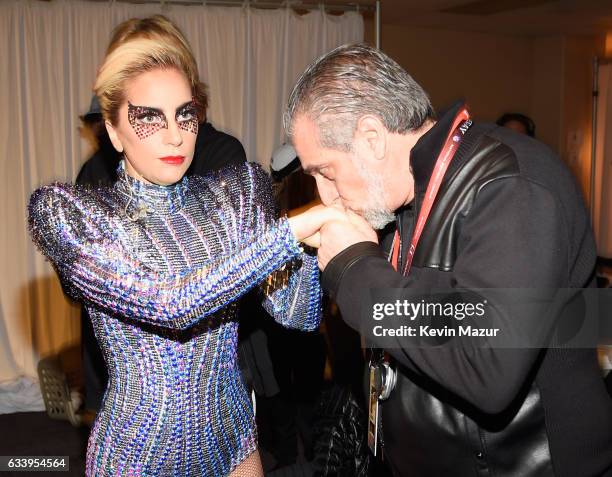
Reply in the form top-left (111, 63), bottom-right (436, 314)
top-left (175, 100), bottom-right (195, 112)
top-left (128, 102), bottom-right (164, 115)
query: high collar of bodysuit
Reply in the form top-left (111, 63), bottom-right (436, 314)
top-left (113, 160), bottom-right (188, 218)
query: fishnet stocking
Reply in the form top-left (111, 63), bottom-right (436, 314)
top-left (228, 450), bottom-right (263, 477)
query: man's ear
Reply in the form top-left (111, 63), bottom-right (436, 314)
top-left (105, 120), bottom-right (124, 153)
top-left (356, 115), bottom-right (387, 161)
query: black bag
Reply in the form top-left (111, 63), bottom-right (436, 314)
top-left (310, 385), bottom-right (370, 477)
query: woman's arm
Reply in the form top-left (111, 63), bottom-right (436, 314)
top-left (260, 251), bottom-right (322, 331)
top-left (28, 175), bottom-right (302, 331)
top-left (260, 203), bottom-right (350, 331)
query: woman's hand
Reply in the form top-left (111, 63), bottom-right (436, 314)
top-left (287, 203), bottom-right (349, 246)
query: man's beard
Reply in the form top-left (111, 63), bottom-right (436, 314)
top-left (354, 162), bottom-right (395, 230)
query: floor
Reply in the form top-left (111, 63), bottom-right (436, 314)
top-left (0, 411), bottom-right (88, 477)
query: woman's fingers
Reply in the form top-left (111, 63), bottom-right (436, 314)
top-left (287, 204), bottom-right (351, 241)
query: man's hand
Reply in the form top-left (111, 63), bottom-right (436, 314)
top-left (318, 211), bottom-right (378, 270)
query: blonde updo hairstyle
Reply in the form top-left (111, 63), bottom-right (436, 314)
top-left (94, 15), bottom-right (207, 126)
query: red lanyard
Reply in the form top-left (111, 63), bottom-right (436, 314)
top-left (391, 108), bottom-right (472, 275)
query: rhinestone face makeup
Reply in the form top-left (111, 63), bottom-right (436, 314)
top-left (127, 100), bottom-right (199, 140)
top-left (27, 162), bottom-right (322, 476)
top-left (176, 100), bottom-right (199, 135)
top-left (127, 102), bottom-right (167, 139)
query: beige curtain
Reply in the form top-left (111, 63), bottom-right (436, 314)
top-left (0, 0), bottom-right (363, 409)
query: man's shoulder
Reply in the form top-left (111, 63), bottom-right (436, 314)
top-left (460, 124), bottom-right (589, 248)
top-left (466, 123), bottom-right (576, 195)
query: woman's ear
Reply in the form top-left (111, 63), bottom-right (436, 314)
top-left (105, 120), bottom-right (124, 153)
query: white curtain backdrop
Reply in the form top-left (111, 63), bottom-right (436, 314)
top-left (0, 0), bottom-right (363, 408)
top-left (593, 63), bottom-right (612, 258)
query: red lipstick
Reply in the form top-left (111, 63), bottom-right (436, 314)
top-left (160, 155), bottom-right (185, 165)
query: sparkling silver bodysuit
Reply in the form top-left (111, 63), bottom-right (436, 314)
top-left (28, 162), bottom-right (321, 476)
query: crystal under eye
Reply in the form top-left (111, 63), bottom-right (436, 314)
top-left (128, 103), bottom-right (167, 139)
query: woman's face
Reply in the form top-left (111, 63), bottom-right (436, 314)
top-left (106, 67), bottom-right (198, 186)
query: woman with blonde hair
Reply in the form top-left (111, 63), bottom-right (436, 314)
top-left (28, 16), bottom-right (337, 477)
top-left (104, 14), bottom-right (210, 123)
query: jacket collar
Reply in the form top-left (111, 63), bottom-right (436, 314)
top-left (409, 100), bottom-right (466, 193)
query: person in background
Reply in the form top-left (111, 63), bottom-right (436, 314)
top-left (256, 144), bottom-right (326, 469)
top-left (77, 95), bottom-right (123, 186)
top-left (496, 112), bottom-right (536, 137)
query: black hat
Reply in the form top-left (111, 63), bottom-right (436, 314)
top-left (81, 95), bottom-right (102, 122)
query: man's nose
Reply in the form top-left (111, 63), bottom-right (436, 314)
top-left (315, 176), bottom-right (339, 206)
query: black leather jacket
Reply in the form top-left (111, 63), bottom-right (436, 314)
top-left (323, 103), bottom-right (612, 477)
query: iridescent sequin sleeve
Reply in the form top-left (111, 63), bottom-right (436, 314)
top-left (216, 163), bottom-right (322, 331)
top-left (260, 252), bottom-right (322, 331)
top-left (27, 182), bottom-right (302, 331)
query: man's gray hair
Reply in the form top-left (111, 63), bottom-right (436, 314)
top-left (284, 43), bottom-right (434, 151)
